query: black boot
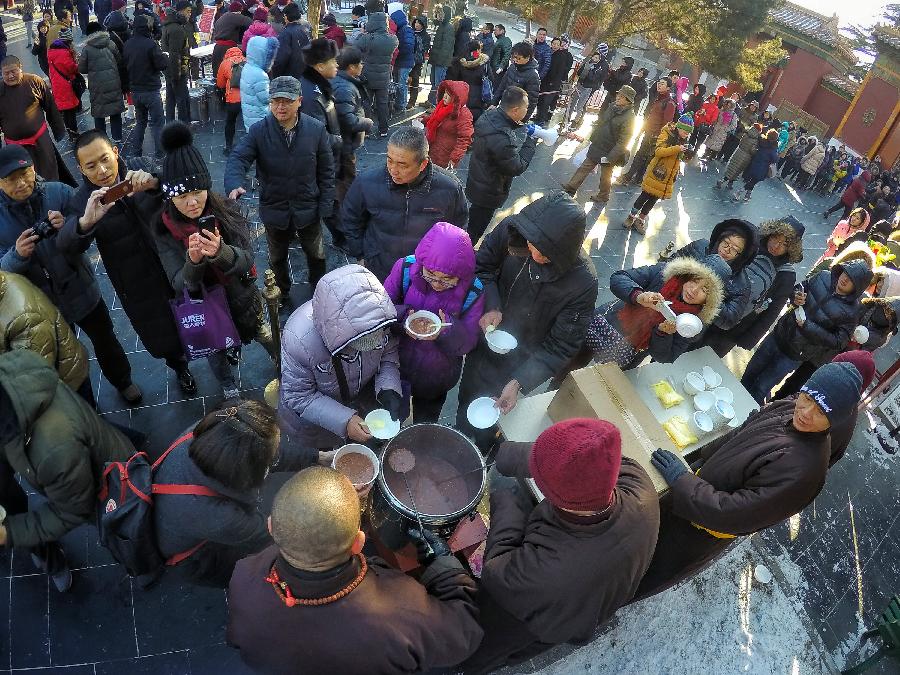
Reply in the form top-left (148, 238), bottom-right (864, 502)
top-left (173, 363), bottom-right (197, 395)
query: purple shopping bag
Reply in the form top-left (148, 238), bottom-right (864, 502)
top-left (170, 285), bottom-right (241, 361)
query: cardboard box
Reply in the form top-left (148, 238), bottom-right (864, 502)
top-left (548, 363), bottom-right (685, 493)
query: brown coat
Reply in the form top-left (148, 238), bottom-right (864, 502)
top-left (227, 546), bottom-right (483, 674)
top-left (464, 443), bottom-right (659, 672)
top-left (634, 399), bottom-right (831, 601)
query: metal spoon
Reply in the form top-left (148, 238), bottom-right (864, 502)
top-left (435, 462), bottom-right (495, 486)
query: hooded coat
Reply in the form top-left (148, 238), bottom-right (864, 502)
top-left (463, 447), bottom-right (659, 673)
top-left (453, 16), bottom-right (474, 58)
top-left (492, 57), bottom-right (540, 120)
top-left (640, 123), bottom-right (685, 199)
top-left (456, 193), bottom-right (598, 407)
top-left (674, 219), bottom-right (760, 330)
top-left (605, 256), bottom-right (726, 363)
top-left (705, 106), bottom-right (737, 152)
top-left (240, 35), bottom-right (279, 131)
top-left (465, 105), bottom-right (537, 209)
top-left (773, 262), bottom-right (872, 365)
top-left (241, 19), bottom-right (277, 54)
top-left (0, 350), bottom-right (134, 549)
top-left (78, 30), bottom-right (126, 119)
top-left (382, 223), bottom-right (484, 399)
top-left (332, 70), bottom-right (371, 154)
top-left (390, 9), bottom-right (415, 68)
top-left (279, 265), bottom-right (402, 451)
top-left (338, 162), bottom-right (469, 281)
top-left (705, 217), bottom-right (805, 355)
top-left (634, 398), bottom-right (831, 601)
top-left (841, 171), bottom-right (871, 208)
top-left (355, 12), bottom-right (397, 91)
top-left (724, 125), bottom-right (760, 181)
top-left (587, 101), bottom-right (635, 165)
top-left (800, 141), bottom-right (826, 175)
top-left (47, 41), bottom-right (80, 111)
top-left (161, 12), bottom-right (192, 80)
top-left (271, 21), bottom-right (310, 80)
top-left (422, 79), bottom-right (474, 168)
top-left (743, 133), bottom-right (779, 182)
top-left (0, 271), bottom-right (87, 391)
top-left (428, 9), bottom-right (455, 67)
top-left (447, 51), bottom-right (490, 116)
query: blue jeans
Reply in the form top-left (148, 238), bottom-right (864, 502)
top-left (740, 334), bottom-right (801, 404)
top-left (395, 66), bottom-right (412, 109)
top-left (429, 65), bottom-right (447, 104)
top-left (130, 90), bottom-right (165, 158)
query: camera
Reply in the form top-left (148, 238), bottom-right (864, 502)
top-left (32, 218), bottom-right (57, 241)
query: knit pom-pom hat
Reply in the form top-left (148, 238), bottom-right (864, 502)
top-left (160, 122), bottom-right (212, 199)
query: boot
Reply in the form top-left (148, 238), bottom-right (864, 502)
top-left (173, 363), bottom-right (197, 395)
top-left (562, 162), bottom-right (595, 196)
top-left (623, 212), bottom-right (636, 229)
top-left (307, 256), bottom-right (327, 289)
top-left (731, 189), bottom-right (745, 202)
top-left (632, 215), bottom-right (647, 235)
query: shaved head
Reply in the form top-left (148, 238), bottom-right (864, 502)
top-left (271, 467), bottom-right (362, 570)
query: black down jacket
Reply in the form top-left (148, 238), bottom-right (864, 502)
top-left (224, 113), bottom-right (336, 231)
top-left (271, 21), bottom-right (310, 80)
top-left (332, 70), bottom-right (372, 154)
top-left (300, 67), bottom-right (343, 158)
top-left (465, 106), bottom-right (537, 209)
top-left (78, 30), bottom-right (125, 119)
top-left (491, 57), bottom-right (540, 121)
top-left (355, 12), bottom-right (397, 91)
top-left (674, 218), bottom-right (760, 330)
top-left (773, 261), bottom-right (871, 365)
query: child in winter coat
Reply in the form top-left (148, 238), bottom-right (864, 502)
top-left (240, 35), bottom-right (279, 131)
top-left (47, 30), bottom-right (80, 139)
top-left (819, 207), bottom-right (870, 261)
top-left (382, 222), bottom-right (485, 422)
top-left (624, 114), bottom-right (693, 234)
top-left (240, 6), bottom-right (277, 54)
top-left (421, 79), bottom-right (473, 169)
top-left (216, 45), bottom-right (246, 154)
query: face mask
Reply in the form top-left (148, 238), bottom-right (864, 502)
top-left (348, 328), bottom-right (386, 352)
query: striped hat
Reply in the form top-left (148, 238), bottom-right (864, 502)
top-left (676, 113), bottom-right (694, 133)
top-left (597, 42), bottom-right (609, 57)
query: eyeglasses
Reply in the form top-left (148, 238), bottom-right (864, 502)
top-left (421, 269), bottom-right (457, 289)
top-left (719, 238), bottom-right (745, 256)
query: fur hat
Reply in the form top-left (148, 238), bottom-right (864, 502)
top-left (160, 122), bottom-right (212, 198)
top-left (759, 216), bottom-right (805, 264)
top-left (303, 37), bottom-right (339, 66)
top-left (530, 419), bottom-right (622, 512)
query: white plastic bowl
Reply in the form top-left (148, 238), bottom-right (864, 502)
top-left (333, 443), bottom-right (380, 496)
top-left (485, 329), bottom-right (518, 354)
top-left (405, 310), bottom-right (441, 339)
top-left (675, 313), bottom-right (703, 338)
top-left (691, 411), bottom-right (714, 435)
top-left (853, 325), bottom-right (870, 344)
top-left (364, 409), bottom-right (401, 440)
top-left (702, 365), bottom-right (722, 390)
top-left (713, 386), bottom-right (734, 404)
top-left (467, 397), bottom-right (501, 429)
top-left (683, 371), bottom-right (705, 395)
top-left (693, 391), bottom-right (716, 412)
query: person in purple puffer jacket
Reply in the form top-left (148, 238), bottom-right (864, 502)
top-left (383, 222), bottom-right (485, 422)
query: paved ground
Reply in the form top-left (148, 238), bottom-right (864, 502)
top-left (1, 7), bottom-right (899, 675)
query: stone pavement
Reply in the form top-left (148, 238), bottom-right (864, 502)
top-left (1, 9), bottom-right (899, 675)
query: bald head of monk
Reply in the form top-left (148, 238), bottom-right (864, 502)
top-left (269, 467), bottom-right (366, 571)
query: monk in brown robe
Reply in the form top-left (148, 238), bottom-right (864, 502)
top-left (0, 55), bottom-right (76, 186)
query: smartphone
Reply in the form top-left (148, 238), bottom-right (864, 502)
top-left (100, 180), bottom-right (133, 205)
top-left (198, 215), bottom-right (216, 234)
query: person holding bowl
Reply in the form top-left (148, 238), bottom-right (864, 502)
top-left (383, 222), bottom-right (485, 422)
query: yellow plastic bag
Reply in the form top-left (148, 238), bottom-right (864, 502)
top-left (651, 380), bottom-right (684, 409)
top-left (662, 416), bottom-right (697, 450)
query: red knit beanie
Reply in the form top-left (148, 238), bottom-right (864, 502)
top-left (529, 419), bottom-right (622, 512)
top-left (833, 350), bottom-right (876, 389)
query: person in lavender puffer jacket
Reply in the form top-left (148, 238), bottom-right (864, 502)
top-left (279, 265), bottom-right (402, 457)
top-left (383, 222), bottom-right (485, 422)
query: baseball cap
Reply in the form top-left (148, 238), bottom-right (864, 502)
top-left (0, 146), bottom-right (33, 178)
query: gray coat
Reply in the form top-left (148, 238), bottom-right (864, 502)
top-left (725, 125), bottom-right (760, 181)
top-left (78, 30), bottom-right (125, 119)
top-left (279, 265), bottom-right (402, 449)
top-left (355, 12), bottom-right (397, 91)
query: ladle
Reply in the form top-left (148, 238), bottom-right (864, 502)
top-left (389, 449), bottom-right (433, 559)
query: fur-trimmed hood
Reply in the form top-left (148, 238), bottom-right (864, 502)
top-left (759, 216), bottom-right (804, 264)
top-left (457, 52), bottom-right (489, 68)
top-left (660, 256), bottom-right (726, 325)
top-left (830, 241), bottom-right (876, 270)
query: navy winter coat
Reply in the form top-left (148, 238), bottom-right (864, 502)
top-left (743, 136), bottom-right (779, 182)
top-left (271, 21), bottom-right (310, 80)
top-left (390, 10), bottom-right (415, 69)
top-left (532, 38), bottom-right (551, 79)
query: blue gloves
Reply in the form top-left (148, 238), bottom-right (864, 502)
top-left (650, 448), bottom-right (688, 485)
top-left (377, 390), bottom-right (403, 422)
top-left (525, 123), bottom-right (536, 137)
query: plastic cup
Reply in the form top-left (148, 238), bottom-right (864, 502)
top-left (693, 391), bottom-right (716, 412)
top-left (702, 365), bottom-right (722, 390)
top-left (333, 444), bottom-right (380, 497)
top-left (364, 409), bottom-right (401, 440)
top-left (675, 313), bottom-right (703, 338)
top-left (691, 411), bottom-right (714, 435)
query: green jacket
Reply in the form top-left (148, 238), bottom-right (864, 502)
top-left (428, 12), bottom-right (455, 67)
top-left (587, 103), bottom-right (635, 166)
top-left (0, 271), bottom-right (88, 391)
top-left (490, 34), bottom-right (512, 73)
top-left (0, 350), bottom-right (134, 548)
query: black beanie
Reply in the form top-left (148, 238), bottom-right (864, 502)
top-left (160, 122), bottom-right (212, 198)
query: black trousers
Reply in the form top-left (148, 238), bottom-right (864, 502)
top-left (467, 204), bottom-right (497, 245)
top-left (75, 299), bottom-right (133, 391)
top-left (632, 190), bottom-right (659, 215)
top-left (411, 391), bottom-right (447, 423)
top-left (825, 200), bottom-right (853, 220)
top-left (224, 101), bottom-right (241, 150)
top-left (165, 76), bottom-right (191, 123)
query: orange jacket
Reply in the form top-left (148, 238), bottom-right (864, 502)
top-left (216, 46), bottom-right (245, 104)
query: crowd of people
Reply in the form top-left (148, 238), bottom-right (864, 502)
top-left (0, 1), bottom-right (897, 673)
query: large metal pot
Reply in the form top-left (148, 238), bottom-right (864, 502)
top-left (370, 424), bottom-right (486, 550)
top-left (188, 88), bottom-right (209, 124)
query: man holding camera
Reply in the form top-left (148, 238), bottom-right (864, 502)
top-left (0, 145), bottom-right (141, 405)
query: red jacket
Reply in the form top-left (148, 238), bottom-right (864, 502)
top-left (47, 42), bottom-right (80, 111)
top-left (216, 46), bottom-right (245, 104)
top-left (694, 99), bottom-right (719, 127)
top-left (841, 171), bottom-right (871, 207)
top-left (422, 80), bottom-right (473, 169)
top-left (324, 23), bottom-right (346, 49)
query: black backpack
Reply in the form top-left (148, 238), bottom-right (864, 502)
top-left (97, 432), bottom-right (221, 578)
top-left (230, 60), bottom-right (245, 89)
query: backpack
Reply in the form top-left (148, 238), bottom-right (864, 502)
top-left (481, 63), bottom-right (494, 103)
top-left (230, 60), bottom-right (245, 89)
top-left (744, 256), bottom-right (791, 316)
top-left (400, 255), bottom-right (484, 314)
top-left (97, 432), bottom-right (221, 578)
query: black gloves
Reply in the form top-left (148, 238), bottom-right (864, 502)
top-left (407, 527), bottom-right (451, 565)
top-left (377, 389), bottom-right (403, 422)
top-left (650, 448), bottom-right (688, 485)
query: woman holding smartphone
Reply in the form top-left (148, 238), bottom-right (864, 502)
top-left (152, 122), bottom-right (270, 398)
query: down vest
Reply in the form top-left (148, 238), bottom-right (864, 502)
top-left (279, 265), bottom-right (401, 449)
top-left (240, 36), bottom-right (279, 131)
top-left (78, 30), bottom-right (125, 119)
top-left (773, 262), bottom-right (871, 365)
top-left (0, 271), bottom-right (87, 391)
top-left (356, 12), bottom-right (397, 91)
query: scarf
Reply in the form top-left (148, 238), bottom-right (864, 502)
top-left (616, 276), bottom-right (702, 351)
top-left (721, 110), bottom-right (734, 125)
top-left (161, 209), bottom-right (228, 286)
top-left (424, 98), bottom-right (455, 144)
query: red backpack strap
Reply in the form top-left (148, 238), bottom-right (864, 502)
top-left (151, 432), bottom-right (194, 470)
top-left (151, 484), bottom-right (221, 497)
top-left (166, 540), bottom-right (209, 566)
